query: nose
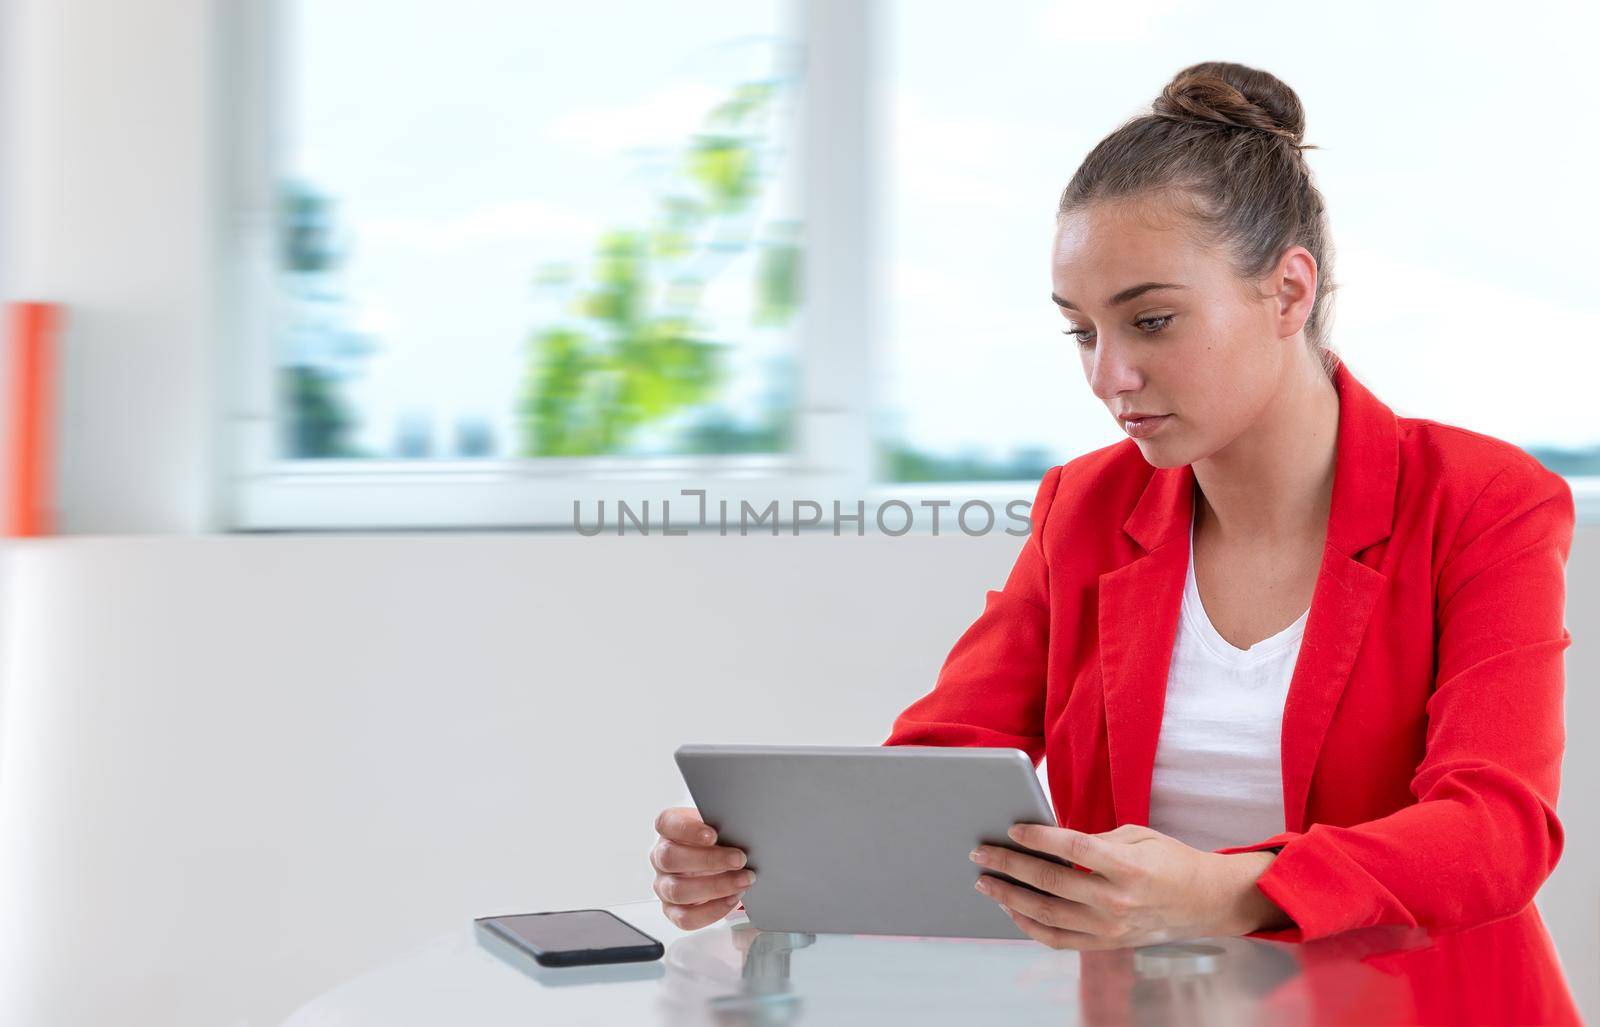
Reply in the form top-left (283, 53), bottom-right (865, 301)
top-left (1084, 337), bottom-right (1143, 405)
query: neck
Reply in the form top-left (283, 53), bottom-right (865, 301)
top-left (1191, 351), bottom-right (1339, 545)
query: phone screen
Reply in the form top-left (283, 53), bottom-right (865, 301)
top-left (482, 910), bottom-right (659, 957)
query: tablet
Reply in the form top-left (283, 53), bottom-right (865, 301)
top-left (673, 743), bottom-right (1066, 940)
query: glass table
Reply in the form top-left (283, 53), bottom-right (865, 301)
top-left (280, 898), bottom-right (1581, 1025)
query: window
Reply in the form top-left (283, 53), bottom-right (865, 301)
top-left (227, 0), bottom-right (865, 530)
top-left (277, 1), bottom-right (802, 465)
top-left (228, 0), bottom-right (1599, 529)
top-left (877, 0), bottom-right (1600, 499)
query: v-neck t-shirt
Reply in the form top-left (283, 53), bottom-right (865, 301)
top-left (1145, 508), bottom-right (1311, 852)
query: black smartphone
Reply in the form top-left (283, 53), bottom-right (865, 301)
top-left (474, 909), bottom-right (664, 968)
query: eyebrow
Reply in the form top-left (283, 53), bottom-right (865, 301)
top-left (1051, 282), bottom-right (1188, 311)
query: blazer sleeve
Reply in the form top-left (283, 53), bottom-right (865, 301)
top-left (879, 465), bottom-right (1064, 764)
top-left (1215, 463), bottom-right (1576, 943)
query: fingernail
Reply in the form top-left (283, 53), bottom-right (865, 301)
top-left (969, 848), bottom-right (987, 864)
top-left (736, 871), bottom-right (755, 887)
top-left (699, 829), bottom-right (715, 844)
top-left (974, 878), bottom-right (992, 894)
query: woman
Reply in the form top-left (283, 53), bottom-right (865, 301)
top-left (648, 62), bottom-right (1575, 958)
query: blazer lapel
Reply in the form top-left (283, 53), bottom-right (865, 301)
top-left (1098, 358), bottom-right (1399, 833)
top-left (1099, 464), bottom-right (1195, 828)
top-left (1279, 359), bottom-right (1397, 831)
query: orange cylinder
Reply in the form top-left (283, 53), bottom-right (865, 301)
top-left (5, 302), bottom-right (61, 537)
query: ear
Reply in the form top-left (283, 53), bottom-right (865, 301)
top-left (1268, 245), bottom-right (1318, 340)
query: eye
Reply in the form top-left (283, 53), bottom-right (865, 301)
top-left (1061, 314), bottom-right (1174, 348)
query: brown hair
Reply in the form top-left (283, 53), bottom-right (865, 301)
top-left (1057, 61), bottom-right (1339, 377)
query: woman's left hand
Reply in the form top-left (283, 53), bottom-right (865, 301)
top-left (969, 823), bottom-right (1288, 950)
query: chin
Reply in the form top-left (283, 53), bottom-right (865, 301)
top-left (1129, 438), bottom-right (1191, 470)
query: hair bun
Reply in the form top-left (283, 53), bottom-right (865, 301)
top-left (1152, 61), bottom-right (1313, 152)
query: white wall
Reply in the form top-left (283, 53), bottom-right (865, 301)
top-left (0, 531), bottom-right (1595, 1027)
top-left (0, 0), bottom-right (15, 526)
top-left (0, 0), bottom-right (220, 533)
top-left (1549, 529), bottom-right (1600, 1015)
top-left (0, 531), bottom-right (1036, 1026)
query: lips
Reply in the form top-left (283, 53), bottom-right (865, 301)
top-left (1120, 414), bottom-right (1171, 439)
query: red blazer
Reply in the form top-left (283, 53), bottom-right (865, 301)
top-left (883, 357), bottom-right (1577, 952)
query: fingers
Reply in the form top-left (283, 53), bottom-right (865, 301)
top-left (975, 874), bottom-right (1111, 938)
top-left (998, 902), bottom-right (1122, 951)
top-left (651, 806), bottom-right (748, 875)
top-left (1006, 823), bottom-right (1135, 880)
top-left (970, 844), bottom-right (1107, 908)
top-left (655, 806), bottom-right (715, 845)
top-left (661, 892), bottom-right (744, 931)
top-left (649, 806), bottom-right (753, 933)
top-left (653, 867), bottom-right (756, 907)
top-left (653, 852), bottom-right (756, 932)
top-left (651, 837), bottom-right (747, 874)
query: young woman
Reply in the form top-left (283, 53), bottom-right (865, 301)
top-left (647, 62), bottom-right (1575, 965)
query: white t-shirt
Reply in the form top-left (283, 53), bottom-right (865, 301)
top-left (1145, 509), bottom-right (1309, 852)
top-left (679, 513), bottom-right (1307, 852)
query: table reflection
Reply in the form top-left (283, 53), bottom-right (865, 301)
top-left (654, 906), bottom-right (1579, 1026)
top-left (282, 899), bottom-right (1581, 1026)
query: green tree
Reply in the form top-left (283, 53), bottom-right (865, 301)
top-left (279, 180), bottom-right (369, 458)
top-left (517, 79), bottom-right (802, 457)
top-left (283, 365), bottom-right (361, 458)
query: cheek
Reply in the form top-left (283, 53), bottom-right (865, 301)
top-left (1177, 329), bottom-right (1256, 395)
top-left (1181, 323), bottom-right (1232, 363)
top-left (1180, 375), bottom-right (1265, 450)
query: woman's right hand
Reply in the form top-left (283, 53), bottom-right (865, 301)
top-left (650, 806), bottom-right (754, 930)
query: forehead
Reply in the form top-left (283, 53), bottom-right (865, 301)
top-left (1051, 196), bottom-right (1217, 298)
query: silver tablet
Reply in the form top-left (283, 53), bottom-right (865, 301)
top-left (673, 743), bottom-right (1066, 940)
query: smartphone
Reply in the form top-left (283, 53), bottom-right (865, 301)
top-left (474, 909), bottom-right (664, 968)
